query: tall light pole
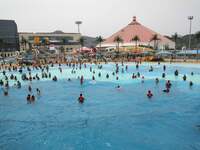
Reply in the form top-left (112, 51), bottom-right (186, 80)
top-left (188, 16), bottom-right (193, 50)
top-left (75, 21), bottom-right (82, 33)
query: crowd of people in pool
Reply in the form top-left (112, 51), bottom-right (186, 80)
top-left (0, 61), bottom-right (196, 103)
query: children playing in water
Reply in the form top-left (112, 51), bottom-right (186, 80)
top-left (0, 62), bottom-right (197, 103)
top-left (27, 94), bottom-right (35, 104)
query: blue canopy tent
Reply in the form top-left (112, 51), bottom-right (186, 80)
top-left (176, 50), bottom-right (200, 55)
top-left (156, 50), bottom-right (173, 57)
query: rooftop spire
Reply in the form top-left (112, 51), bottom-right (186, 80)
top-left (129, 16), bottom-right (140, 25)
top-left (133, 16), bottom-right (137, 22)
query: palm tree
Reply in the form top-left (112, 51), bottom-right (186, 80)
top-left (150, 34), bottom-right (160, 50)
top-left (96, 36), bottom-right (104, 51)
top-left (114, 36), bottom-right (123, 55)
top-left (0, 39), bottom-right (4, 47)
top-left (195, 31), bottom-right (200, 57)
top-left (62, 38), bottom-right (67, 44)
top-left (60, 46), bottom-right (65, 53)
top-left (172, 33), bottom-right (178, 50)
top-left (79, 37), bottom-right (85, 59)
top-left (96, 36), bottom-right (104, 60)
top-left (0, 39), bottom-right (5, 64)
top-left (41, 39), bottom-right (46, 46)
top-left (28, 42), bottom-right (32, 51)
top-left (131, 35), bottom-right (140, 50)
top-left (79, 37), bottom-right (85, 50)
top-left (20, 36), bottom-right (27, 50)
top-left (195, 31), bottom-right (200, 40)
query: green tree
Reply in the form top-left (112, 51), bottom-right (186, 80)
top-left (0, 39), bottom-right (5, 64)
top-left (41, 39), bottom-right (46, 45)
top-left (79, 36), bottom-right (85, 51)
top-left (150, 34), bottom-right (160, 50)
top-left (114, 36), bottom-right (123, 54)
top-left (20, 36), bottom-right (28, 50)
top-left (96, 36), bottom-right (104, 52)
top-left (195, 31), bottom-right (200, 39)
top-left (28, 42), bottom-right (32, 51)
top-left (60, 46), bottom-right (65, 53)
top-left (131, 35), bottom-right (140, 50)
top-left (62, 38), bottom-right (67, 44)
top-left (0, 39), bottom-right (4, 47)
top-left (172, 33), bottom-right (178, 50)
top-left (79, 37), bottom-right (85, 59)
top-left (79, 37), bottom-right (84, 47)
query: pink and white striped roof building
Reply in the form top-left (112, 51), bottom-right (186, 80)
top-left (100, 17), bottom-right (175, 50)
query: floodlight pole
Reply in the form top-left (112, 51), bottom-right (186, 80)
top-left (188, 16), bottom-right (193, 50)
top-left (75, 21), bottom-right (82, 33)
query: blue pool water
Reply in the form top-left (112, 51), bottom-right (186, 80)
top-left (0, 63), bottom-right (200, 150)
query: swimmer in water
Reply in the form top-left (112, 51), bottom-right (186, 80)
top-left (0, 80), bottom-right (3, 86)
top-left (174, 70), bottom-right (179, 76)
top-left (163, 65), bottom-right (166, 71)
top-left (17, 81), bottom-right (21, 88)
top-left (162, 73), bottom-right (166, 78)
top-left (163, 88), bottom-right (170, 93)
top-left (36, 88), bottom-right (41, 95)
top-left (189, 81), bottom-right (193, 87)
top-left (4, 89), bottom-right (8, 96)
top-left (27, 94), bottom-right (31, 104)
top-left (183, 75), bottom-right (187, 81)
top-left (92, 76), bottom-right (95, 80)
top-left (52, 76), bottom-right (58, 81)
top-left (116, 85), bottom-right (121, 90)
top-left (31, 95), bottom-right (35, 103)
top-left (166, 80), bottom-right (172, 89)
top-left (132, 73), bottom-right (135, 79)
top-left (149, 66), bottom-right (153, 72)
top-left (28, 85), bottom-right (32, 92)
top-left (147, 90), bottom-right (153, 98)
top-left (155, 78), bottom-right (159, 84)
top-left (98, 72), bottom-right (101, 77)
top-left (141, 76), bottom-right (144, 83)
top-left (80, 76), bottom-right (84, 85)
top-left (136, 64), bottom-right (139, 69)
top-left (106, 74), bottom-right (109, 79)
top-left (78, 93), bottom-right (85, 103)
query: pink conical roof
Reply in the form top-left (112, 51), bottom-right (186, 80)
top-left (104, 16), bottom-right (172, 44)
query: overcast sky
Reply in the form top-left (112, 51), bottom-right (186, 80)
top-left (0, 0), bottom-right (199, 38)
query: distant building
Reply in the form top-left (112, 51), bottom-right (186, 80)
top-left (82, 36), bottom-right (98, 48)
top-left (100, 16), bottom-right (175, 50)
top-left (0, 20), bottom-right (19, 57)
top-left (19, 31), bottom-right (81, 52)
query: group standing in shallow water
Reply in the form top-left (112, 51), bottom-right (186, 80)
top-left (0, 62), bottom-right (197, 103)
